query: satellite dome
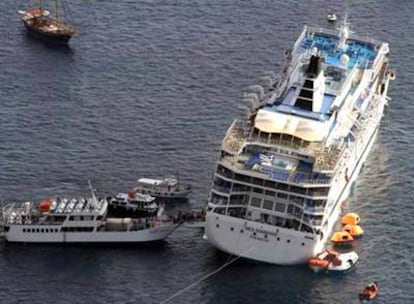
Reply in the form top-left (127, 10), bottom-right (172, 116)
top-left (340, 54), bottom-right (350, 66)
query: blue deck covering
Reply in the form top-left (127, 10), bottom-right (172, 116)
top-left (300, 33), bottom-right (377, 69)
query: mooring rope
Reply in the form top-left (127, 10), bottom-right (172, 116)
top-left (158, 246), bottom-right (255, 304)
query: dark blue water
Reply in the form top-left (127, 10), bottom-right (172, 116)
top-left (1, 0), bottom-right (413, 303)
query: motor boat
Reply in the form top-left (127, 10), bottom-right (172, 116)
top-left (309, 249), bottom-right (359, 273)
top-left (327, 12), bottom-right (337, 22)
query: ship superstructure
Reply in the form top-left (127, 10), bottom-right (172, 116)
top-left (205, 19), bottom-right (394, 265)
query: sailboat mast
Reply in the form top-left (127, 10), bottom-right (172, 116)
top-left (55, 0), bottom-right (59, 21)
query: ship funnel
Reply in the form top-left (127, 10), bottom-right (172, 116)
top-left (306, 55), bottom-right (322, 78)
top-left (295, 55), bottom-right (326, 112)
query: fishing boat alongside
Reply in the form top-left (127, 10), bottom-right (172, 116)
top-left (308, 248), bottom-right (358, 273)
top-left (133, 176), bottom-right (192, 200)
top-left (1, 187), bottom-right (178, 244)
top-left (204, 17), bottom-right (394, 265)
top-left (18, 0), bottom-right (76, 43)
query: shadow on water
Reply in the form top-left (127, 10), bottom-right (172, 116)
top-left (23, 30), bottom-right (75, 54)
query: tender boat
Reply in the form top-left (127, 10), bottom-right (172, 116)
top-left (327, 12), bottom-right (337, 22)
top-left (133, 176), bottom-right (191, 199)
top-left (18, 1), bottom-right (76, 43)
top-left (309, 249), bottom-right (359, 273)
top-left (0, 184), bottom-right (179, 244)
top-left (359, 282), bottom-right (378, 301)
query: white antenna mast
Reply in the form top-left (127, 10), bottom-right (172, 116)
top-left (88, 180), bottom-right (99, 209)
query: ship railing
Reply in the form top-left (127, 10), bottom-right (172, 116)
top-left (306, 26), bottom-right (384, 47)
top-left (220, 155), bottom-right (331, 186)
top-left (245, 133), bottom-right (314, 154)
top-left (211, 184), bottom-right (231, 194)
top-left (290, 170), bottom-right (332, 185)
top-left (303, 205), bottom-right (325, 214)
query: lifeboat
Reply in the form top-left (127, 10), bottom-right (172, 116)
top-left (309, 257), bottom-right (330, 272)
top-left (342, 224), bottom-right (364, 237)
top-left (39, 198), bottom-right (53, 213)
top-left (331, 231), bottom-right (354, 245)
top-left (341, 212), bottom-right (360, 225)
top-left (309, 249), bottom-right (359, 273)
top-left (359, 282), bottom-right (378, 301)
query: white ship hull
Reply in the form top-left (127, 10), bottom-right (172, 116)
top-left (205, 213), bottom-right (317, 265)
top-left (4, 224), bottom-right (178, 244)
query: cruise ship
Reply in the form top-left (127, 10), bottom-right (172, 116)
top-left (205, 19), bottom-right (395, 265)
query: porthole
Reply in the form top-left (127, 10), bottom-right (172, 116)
top-left (301, 242), bottom-right (305, 246)
top-left (287, 239), bottom-right (290, 243)
top-left (277, 237), bottom-right (280, 241)
top-left (216, 224), bottom-right (220, 228)
top-left (230, 227), bottom-right (234, 231)
top-left (253, 232), bottom-right (256, 236)
top-left (265, 234), bottom-right (268, 238)
top-left (240, 229), bottom-right (244, 233)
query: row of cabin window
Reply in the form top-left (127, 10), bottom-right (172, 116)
top-left (22, 227), bottom-right (95, 233)
top-left (68, 216), bottom-right (101, 221)
top-left (23, 228), bottom-right (59, 233)
top-left (211, 190), bottom-right (326, 210)
top-left (216, 165), bottom-right (329, 196)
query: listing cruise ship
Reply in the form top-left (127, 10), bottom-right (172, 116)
top-left (205, 19), bottom-right (394, 265)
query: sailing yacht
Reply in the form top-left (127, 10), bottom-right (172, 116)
top-left (18, 0), bottom-right (76, 43)
top-left (204, 18), bottom-right (395, 265)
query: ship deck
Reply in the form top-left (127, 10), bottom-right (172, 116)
top-left (299, 32), bottom-right (378, 69)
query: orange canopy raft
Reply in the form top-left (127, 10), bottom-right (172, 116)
top-left (331, 231), bottom-right (354, 244)
top-left (341, 212), bottom-right (360, 225)
top-left (342, 224), bottom-right (364, 237)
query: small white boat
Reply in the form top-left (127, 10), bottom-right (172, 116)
top-left (133, 176), bottom-right (191, 199)
top-left (327, 12), bottom-right (337, 22)
top-left (308, 249), bottom-right (359, 273)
